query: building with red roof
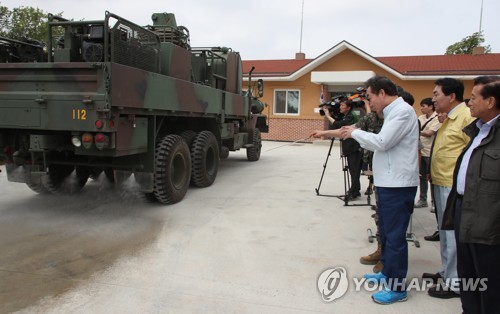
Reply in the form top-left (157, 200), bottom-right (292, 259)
top-left (242, 41), bottom-right (500, 141)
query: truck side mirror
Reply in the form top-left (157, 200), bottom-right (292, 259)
top-left (257, 79), bottom-right (264, 97)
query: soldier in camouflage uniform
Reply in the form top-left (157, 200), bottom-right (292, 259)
top-left (356, 111), bottom-right (384, 167)
top-left (356, 104), bottom-right (384, 272)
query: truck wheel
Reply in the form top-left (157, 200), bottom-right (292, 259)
top-left (42, 164), bottom-right (88, 194)
top-left (104, 168), bottom-right (115, 182)
top-left (89, 168), bottom-right (103, 181)
top-left (22, 165), bottom-right (51, 194)
top-left (246, 129), bottom-right (262, 161)
top-left (180, 130), bottom-right (197, 148)
top-left (26, 179), bottom-right (51, 194)
top-left (153, 134), bottom-right (191, 204)
top-left (191, 131), bottom-right (219, 187)
top-left (141, 192), bottom-right (158, 203)
top-left (220, 146), bottom-right (229, 159)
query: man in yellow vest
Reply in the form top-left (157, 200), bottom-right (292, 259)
top-left (423, 78), bottom-right (474, 298)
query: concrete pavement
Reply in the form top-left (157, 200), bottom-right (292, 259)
top-left (0, 140), bottom-right (461, 313)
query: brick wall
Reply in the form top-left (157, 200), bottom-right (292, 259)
top-left (262, 118), bottom-right (327, 142)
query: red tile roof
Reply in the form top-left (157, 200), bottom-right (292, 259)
top-left (242, 54), bottom-right (500, 77)
top-left (378, 54), bottom-right (500, 76)
top-left (243, 59), bottom-right (313, 77)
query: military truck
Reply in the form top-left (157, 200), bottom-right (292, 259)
top-left (0, 36), bottom-right (46, 63)
top-left (0, 11), bottom-right (268, 204)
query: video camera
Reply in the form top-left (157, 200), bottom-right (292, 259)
top-left (319, 95), bottom-right (346, 120)
top-left (347, 87), bottom-right (367, 109)
top-left (319, 87), bottom-right (368, 119)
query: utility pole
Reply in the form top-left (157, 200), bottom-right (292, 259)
top-left (479, 0), bottom-right (484, 34)
top-left (299, 0), bottom-right (304, 53)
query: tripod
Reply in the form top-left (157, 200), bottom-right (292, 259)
top-left (367, 214), bottom-right (420, 247)
top-left (314, 138), bottom-right (336, 196)
top-left (366, 193), bottom-right (420, 248)
top-left (315, 138), bottom-right (371, 207)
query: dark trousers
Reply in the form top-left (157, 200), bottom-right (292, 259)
top-left (431, 183), bottom-right (438, 226)
top-left (346, 150), bottom-right (362, 195)
top-left (377, 186), bottom-right (417, 291)
top-left (418, 156), bottom-right (431, 201)
top-left (454, 198), bottom-right (500, 314)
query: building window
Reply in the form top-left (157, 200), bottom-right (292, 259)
top-left (274, 90), bottom-right (300, 115)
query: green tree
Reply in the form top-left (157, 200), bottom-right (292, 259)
top-left (0, 4), bottom-right (63, 43)
top-left (9, 6), bottom-right (49, 42)
top-left (0, 5), bottom-right (11, 36)
top-left (445, 32), bottom-right (491, 55)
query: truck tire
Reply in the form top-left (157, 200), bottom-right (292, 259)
top-left (180, 130), bottom-right (197, 148)
top-left (21, 164), bottom-right (51, 194)
top-left (26, 179), bottom-right (51, 194)
top-left (153, 134), bottom-right (191, 204)
top-left (220, 146), bottom-right (229, 159)
top-left (246, 128), bottom-right (262, 161)
top-left (141, 192), bottom-right (159, 203)
top-left (104, 168), bottom-right (115, 182)
top-left (42, 164), bottom-right (88, 194)
top-left (191, 131), bottom-right (219, 187)
top-left (89, 168), bottom-right (103, 181)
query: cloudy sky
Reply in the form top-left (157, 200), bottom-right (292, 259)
top-left (2, 0), bottom-right (499, 60)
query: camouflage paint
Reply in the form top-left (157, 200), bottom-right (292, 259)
top-left (0, 11), bottom-right (267, 195)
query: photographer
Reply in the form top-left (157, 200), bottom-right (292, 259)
top-left (317, 98), bottom-right (363, 200)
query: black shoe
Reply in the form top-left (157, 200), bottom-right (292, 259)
top-left (422, 272), bottom-right (442, 284)
top-left (424, 231), bottom-right (440, 242)
top-left (345, 195), bottom-right (357, 201)
top-left (428, 284), bottom-right (460, 299)
top-left (345, 192), bottom-right (361, 201)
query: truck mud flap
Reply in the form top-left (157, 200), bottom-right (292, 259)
top-left (256, 115), bottom-right (269, 133)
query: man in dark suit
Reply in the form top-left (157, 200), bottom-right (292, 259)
top-left (442, 76), bottom-right (500, 313)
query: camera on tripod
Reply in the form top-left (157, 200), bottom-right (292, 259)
top-left (318, 95), bottom-right (346, 120)
top-left (347, 87), bottom-right (368, 110)
top-left (319, 87), bottom-right (369, 119)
